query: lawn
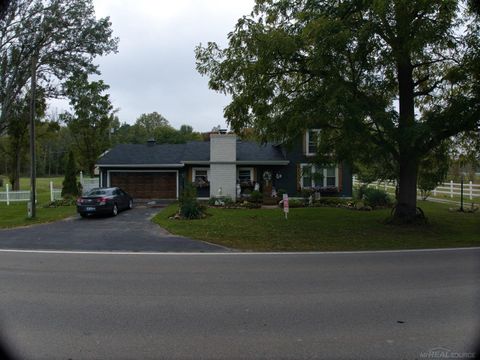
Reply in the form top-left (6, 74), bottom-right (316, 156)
top-left (0, 176), bottom-right (76, 229)
top-left (153, 201), bottom-right (480, 251)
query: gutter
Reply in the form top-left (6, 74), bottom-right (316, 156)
top-left (181, 160), bottom-right (290, 165)
top-left (95, 164), bottom-right (185, 168)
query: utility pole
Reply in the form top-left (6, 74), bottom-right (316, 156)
top-left (29, 54), bottom-right (37, 218)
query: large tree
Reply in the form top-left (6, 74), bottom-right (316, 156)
top-left (0, 0), bottom-right (118, 133)
top-left (5, 87), bottom-right (46, 189)
top-left (61, 72), bottom-right (113, 176)
top-left (196, 0), bottom-right (480, 221)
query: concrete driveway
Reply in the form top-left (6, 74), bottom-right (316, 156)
top-left (0, 206), bottom-right (228, 252)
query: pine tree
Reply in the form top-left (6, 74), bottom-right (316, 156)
top-left (61, 150), bottom-right (79, 198)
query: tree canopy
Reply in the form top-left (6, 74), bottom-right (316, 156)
top-left (61, 72), bottom-right (114, 176)
top-left (196, 0), bottom-right (480, 221)
top-left (0, 0), bottom-right (118, 133)
top-left (111, 112), bottom-right (203, 145)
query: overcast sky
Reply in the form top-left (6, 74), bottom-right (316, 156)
top-left (50, 0), bottom-right (255, 132)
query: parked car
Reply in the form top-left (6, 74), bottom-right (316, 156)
top-left (76, 187), bottom-right (133, 218)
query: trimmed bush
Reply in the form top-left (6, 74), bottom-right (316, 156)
top-left (362, 188), bottom-right (392, 208)
top-left (314, 197), bottom-right (351, 207)
top-left (249, 190), bottom-right (263, 204)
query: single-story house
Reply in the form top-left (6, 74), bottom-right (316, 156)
top-left (95, 131), bottom-right (353, 200)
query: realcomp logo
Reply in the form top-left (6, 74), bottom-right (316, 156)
top-left (420, 346), bottom-right (475, 359)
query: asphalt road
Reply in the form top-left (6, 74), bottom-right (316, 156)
top-left (0, 207), bottom-right (227, 252)
top-left (0, 248), bottom-right (479, 360)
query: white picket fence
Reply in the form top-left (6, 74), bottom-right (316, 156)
top-left (353, 176), bottom-right (480, 200)
top-left (0, 173), bottom-right (99, 205)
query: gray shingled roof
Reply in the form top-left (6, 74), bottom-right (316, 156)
top-left (96, 141), bottom-right (287, 165)
top-left (236, 141), bottom-right (285, 162)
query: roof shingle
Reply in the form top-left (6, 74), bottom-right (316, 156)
top-left (96, 141), bottom-right (286, 165)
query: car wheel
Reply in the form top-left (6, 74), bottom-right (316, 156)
top-left (112, 204), bottom-right (118, 216)
top-left (80, 213), bottom-right (87, 218)
top-left (128, 199), bottom-right (133, 209)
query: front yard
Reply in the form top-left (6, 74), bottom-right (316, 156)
top-left (153, 201), bottom-right (480, 251)
top-left (0, 177), bottom-right (76, 229)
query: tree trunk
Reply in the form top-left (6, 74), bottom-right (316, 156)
top-left (393, 39), bottom-right (418, 221)
top-left (395, 157), bottom-right (419, 220)
top-left (13, 150), bottom-right (20, 190)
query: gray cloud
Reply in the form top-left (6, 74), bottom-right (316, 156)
top-left (49, 0), bottom-right (255, 132)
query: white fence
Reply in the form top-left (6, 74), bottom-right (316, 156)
top-left (0, 184), bottom-right (33, 205)
top-left (49, 181), bottom-right (62, 202)
top-left (80, 171), bottom-right (99, 195)
top-left (353, 177), bottom-right (480, 200)
top-left (1, 174), bottom-right (99, 205)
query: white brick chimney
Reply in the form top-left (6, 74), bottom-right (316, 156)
top-left (209, 133), bottom-right (237, 200)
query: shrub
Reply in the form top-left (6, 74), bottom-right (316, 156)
top-left (223, 197), bottom-right (234, 207)
top-left (314, 197), bottom-right (350, 207)
top-left (249, 190), bottom-right (263, 203)
top-left (318, 186), bottom-right (339, 196)
top-left (244, 202), bottom-right (261, 209)
top-left (208, 196), bottom-right (234, 207)
top-left (301, 188), bottom-right (314, 199)
top-left (62, 150), bottom-right (80, 198)
top-left (179, 183), bottom-right (204, 219)
top-left (44, 197), bottom-right (77, 208)
top-left (277, 188), bottom-right (287, 198)
top-left (354, 185), bottom-right (368, 201)
top-left (362, 188), bottom-right (392, 208)
top-left (280, 199), bottom-right (304, 208)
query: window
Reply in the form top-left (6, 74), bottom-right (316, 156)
top-left (192, 168), bottom-right (209, 187)
top-left (326, 168), bottom-right (336, 186)
top-left (300, 164), bottom-right (338, 188)
top-left (306, 129), bottom-right (321, 155)
top-left (238, 168), bottom-right (253, 182)
top-left (301, 165), bottom-right (313, 188)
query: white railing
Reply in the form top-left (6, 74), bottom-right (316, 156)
top-left (80, 171), bottom-right (99, 195)
top-left (432, 180), bottom-right (480, 200)
top-left (353, 177), bottom-right (480, 200)
top-left (49, 181), bottom-right (62, 202)
top-left (1, 181), bottom-right (63, 205)
top-left (0, 184), bottom-right (36, 205)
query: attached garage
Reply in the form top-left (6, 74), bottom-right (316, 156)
top-left (109, 171), bottom-right (178, 199)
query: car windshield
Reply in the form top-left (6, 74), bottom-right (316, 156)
top-left (86, 189), bottom-right (112, 196)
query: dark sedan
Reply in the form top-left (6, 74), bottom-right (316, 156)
top-left (76, 187), bottom-right (133, 218)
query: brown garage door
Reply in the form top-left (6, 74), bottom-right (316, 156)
top-left (110, 172), bottom-right (177, 199)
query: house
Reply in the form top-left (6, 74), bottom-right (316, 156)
top-left (95, 131), bottom-right (353, 200)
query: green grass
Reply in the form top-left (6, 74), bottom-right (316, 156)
top-left (0, 176), bottom-right (76, 229)
top-left (153, 201), bottom-right (480, 251)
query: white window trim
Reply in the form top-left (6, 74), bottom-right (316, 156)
top-left (305, 129), bottom-right (321, 156)
top-left (192, 167), bottom-right (210, 182)
top-left (237, 167), bottom-right (254, 181)
top-left (299, 164), bottom-right (338, 189)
